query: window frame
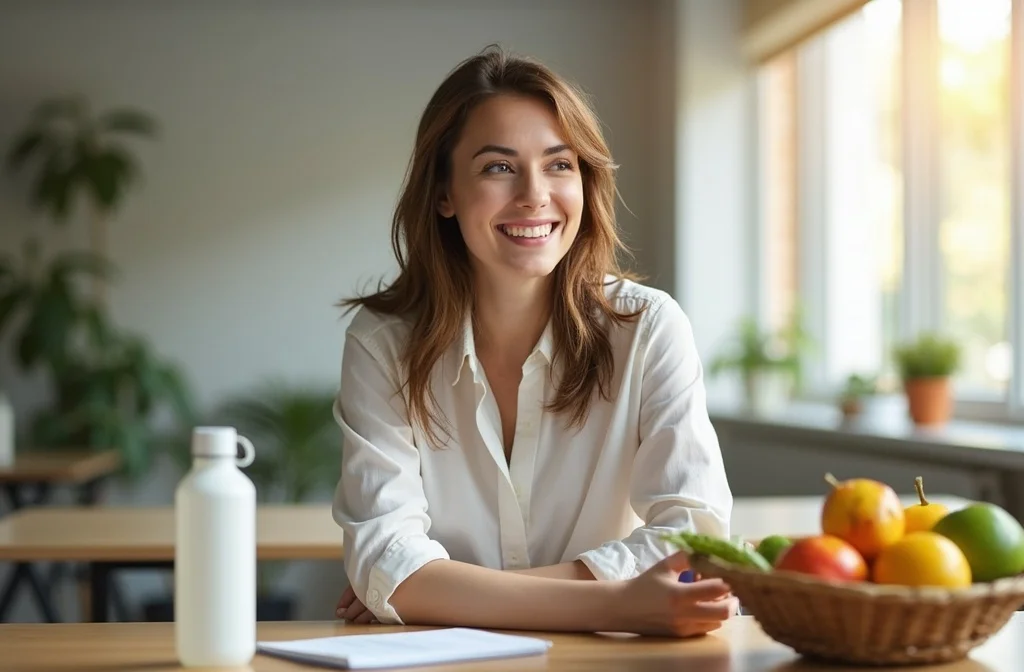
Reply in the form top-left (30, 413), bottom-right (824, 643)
top-left (759, 0), bottom-right (1024, 422)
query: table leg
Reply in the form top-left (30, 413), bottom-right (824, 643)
top-left (89, 562), bottom-right (110, 623)
top-left (0, 563), bottom-right (61, 623)
top-left (0, 482), bottom-right (60, 623)
top-left (88, 561), bottom-right (170, 622)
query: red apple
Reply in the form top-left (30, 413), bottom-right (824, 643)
top-left (775, 535), bottom-right (868, 582)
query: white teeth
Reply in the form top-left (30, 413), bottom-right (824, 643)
top-left (501, 223), bottom-right (553, 238)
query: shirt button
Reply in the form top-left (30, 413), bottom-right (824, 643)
top-left (368, 589), bottom-right (381, 605)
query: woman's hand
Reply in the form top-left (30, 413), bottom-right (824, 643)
top-left (614, 550), bottom-right (739, 637)
top-left (336, 585), bottom-right (378, 624)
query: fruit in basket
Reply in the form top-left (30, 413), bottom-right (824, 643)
top-left (774, 535), bottom-right (868, 581)
top-left (756, 535), bottom-right (793, 566)
top-left (932, 503), bottom-right (1024, 582)
top-left (663, 531), bottom-right (772, 571)
top-left (872, 531), bottom-right (972, 587)
top-left (904, 476), bottom-right (949, 533)
top-left (821, 473), bottom-right (904, 560)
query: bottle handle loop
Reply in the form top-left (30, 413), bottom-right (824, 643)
top-left (236, 435), bottom-right (256, 468)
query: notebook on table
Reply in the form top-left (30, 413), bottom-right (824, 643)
top-left (256, 627), bottom-right (553, 669)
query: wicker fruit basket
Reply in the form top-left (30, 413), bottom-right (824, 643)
top-left (690, 553), bottom-right (1024, 666)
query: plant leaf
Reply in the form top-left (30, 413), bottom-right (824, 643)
top-left (5, 129), bottom-right (49, 170)
top-left (97, 109), bottom-right (158, 136)
top-left (50, 250), bottom-right (118, 283)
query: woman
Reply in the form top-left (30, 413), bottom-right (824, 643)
top-left (332, 45), bottom-right (736, 637)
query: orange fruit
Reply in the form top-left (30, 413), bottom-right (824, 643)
top-left (872, 531), bottom-right (972, 588)
top-left (821, 473), bottom-right (905, 560)
top-left (904, 476), bottom-right (949, 533)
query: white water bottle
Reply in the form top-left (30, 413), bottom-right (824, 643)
top-left (175, 426), bottom-right (257, 668)
top-left (0, 392), bottom-right (13, 467)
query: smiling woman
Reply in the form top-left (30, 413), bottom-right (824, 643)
top-left (330, 45), bottom-right (735, 637)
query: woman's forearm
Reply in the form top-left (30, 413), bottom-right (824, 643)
top-left (389, 559), bottom-right (617, 631)
top-left (506, 560), bottom-right (596, 580)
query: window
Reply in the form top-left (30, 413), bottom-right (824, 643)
top-left (936, 0), bottom-right (1012, 397)
top-left (757, 0), bottom-right (1024, 419)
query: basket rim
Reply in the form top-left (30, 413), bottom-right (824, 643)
top-left (690, 554), bottom-right (1024, 601)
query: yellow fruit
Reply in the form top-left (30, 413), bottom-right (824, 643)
top-left (873, 531), bottom-right (972, 588)
top-left (821, 473), bottom-right (905, 560)
top-left (904, 476), bottom-right (949, 533)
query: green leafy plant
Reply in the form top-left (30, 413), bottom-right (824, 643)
top-left (0, 242), bottom-right (195, 478)
top-left (2, 95), bottom-right (193, 479)
top-left (709, 312), bottom-right (812, 386)
top-left (893, 333), bottom-right (961, 380)
top-left (6, 95), bottom-right (157, 292)
top-left (840, 373), bottom-right (878, 402)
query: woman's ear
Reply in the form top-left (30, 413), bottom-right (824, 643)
top-left (437, 190), bottom-right (455, 219)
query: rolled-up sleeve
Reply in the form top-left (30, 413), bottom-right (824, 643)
top-left (332, 318), bottom-right (449, 624)
top-left (577, 296), bottom-right (733, 581)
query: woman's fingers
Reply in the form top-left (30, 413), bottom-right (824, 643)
top-left (353, 608), bottom-right (376, 625)
top-left (692, 596), bottom-right (740, 621)
top-left (343, 600), bottom-right (368, 622)
top-left (336, 585), bottom-right (356, 613)
top-left (677, 578), bottom-right (731, 602)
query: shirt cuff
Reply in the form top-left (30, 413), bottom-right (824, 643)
top-left (364, 535), bottom-right (450, 624)
top-left (576, 542), bottom-right (639, 582)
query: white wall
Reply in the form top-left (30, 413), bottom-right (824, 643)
top-left (0, 0), bottom-right (680, 622)
top-left (674, 0), bottom-right (757, 404)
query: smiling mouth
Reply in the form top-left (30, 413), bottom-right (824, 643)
top-left (497, 222), bottom-right (558, 239)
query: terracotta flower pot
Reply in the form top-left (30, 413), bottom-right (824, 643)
top-left (903, 376), bottom-right (952, 425)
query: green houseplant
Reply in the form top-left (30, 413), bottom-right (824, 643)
top-left (893, 332), bottom-right (961, 426)
top-left (7, 95), bottom-right (157, 302)
top-left (709, 312), bottom-right (811, 415)
top-left (837, 373), bottom-right (878, 419)
top-left (2, 95), bottom-right (195, 478)
top-left (148, 380), bottom-right (342, 621)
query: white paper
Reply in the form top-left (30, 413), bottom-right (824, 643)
top-left (256, 628), bottom-right (553, 669)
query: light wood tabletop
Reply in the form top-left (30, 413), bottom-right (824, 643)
top-left (0, 504), bottom-right (342, 561)
top-left (0, 449), bottom-right (121, 485)
top-left (3, 613), bottom-right (1023, 671)
top-left (0, 495), bottom-right (978, 563)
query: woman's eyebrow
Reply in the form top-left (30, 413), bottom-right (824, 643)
top-left (471, 143), bottom-right (572, 159)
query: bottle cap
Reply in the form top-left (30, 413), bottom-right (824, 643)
top-left (191, 426), bottom-right (255, 467)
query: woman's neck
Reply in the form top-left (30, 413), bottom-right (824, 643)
top-left (472, 273), bottom-right (552, 369)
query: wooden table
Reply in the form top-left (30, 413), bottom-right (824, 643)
top-left (0, 504), bottom-right (341, 623)
top-left (4, 613), bottom-right (1023, 671)
top-left (0, 495), bottom-right (978, 624)
top-left (0, 448), bottom-right (121, 623)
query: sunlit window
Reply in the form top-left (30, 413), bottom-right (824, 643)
top-left (936, 0), bottom-right (1012, 396)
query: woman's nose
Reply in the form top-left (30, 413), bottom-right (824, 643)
top-left (515, 170), bottom-right (550, 209)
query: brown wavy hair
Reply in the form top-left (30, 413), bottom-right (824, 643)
top-left (340, 45), bottom-right (644, 446)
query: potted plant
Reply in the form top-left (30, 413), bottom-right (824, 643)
top-left (837, 373), bottom-right (878, 420)
top-left (2, 96), bottom-right (195, 479)
top-left (893, 332), bottom-right (961, 426)
top-left (709, 312), bottom-right (811, 415)
top-left (146, 379), bottom-right (342, 621)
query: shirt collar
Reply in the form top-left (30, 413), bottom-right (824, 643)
top-left (451, 312), bottom-right (554, 387)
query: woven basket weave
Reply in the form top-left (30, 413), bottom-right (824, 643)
top-left (690, 554), bottom-right (1024, 666)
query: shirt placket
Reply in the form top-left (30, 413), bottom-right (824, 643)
top-left (501, 354), bottom-right (545, 570)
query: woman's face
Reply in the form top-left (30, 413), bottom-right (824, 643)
top-left (439, 93), bottom-right (584, 284)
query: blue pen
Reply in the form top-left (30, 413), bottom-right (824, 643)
top-left (678, 570), bottom-right (695, 583)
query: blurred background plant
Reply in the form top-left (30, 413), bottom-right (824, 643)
top-left (837, 373), bottom-right (879, 419)
top-left (2, 95), bottom-right (196, 479)
top-left (710, 310), bottom-right (813, 415)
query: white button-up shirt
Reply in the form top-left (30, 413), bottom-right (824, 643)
top-left (332, 278), bottom-right (733, 624)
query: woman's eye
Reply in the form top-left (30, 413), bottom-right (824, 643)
top-left (483, 161), bottom-right (513, 174)
top-left (552, 159), bottom-right (574, 171)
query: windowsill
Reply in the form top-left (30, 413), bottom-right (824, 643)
top-left (707, 396), bottom-right (1024, 470)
